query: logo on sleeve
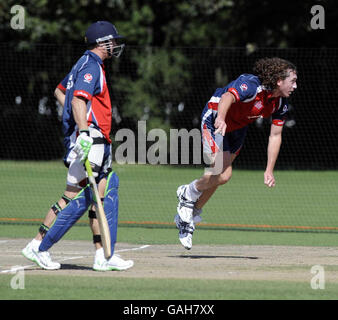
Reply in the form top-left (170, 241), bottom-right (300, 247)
top-left (240, 83), bottom-right (248, 91)
top-left (84, 73), bottom-right (93, 83)
top-left (66, 74), bottom-right (74, 90)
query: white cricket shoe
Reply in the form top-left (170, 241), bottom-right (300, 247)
top-left (175, 185), bottom-right (198, 250)
top-left (93, 248), bottom-right (134, 271)
top-left (179, 232), bottom-right (192, 250)
top-left (174, 214), bottom-right (195, 250)
top-left (176, 185), bottom-right (195, 223)
top-left (107, 254), bottom-right (134, 271)
top-left (31, 248), bottom-right (61, 270)
top-left (93, 248), bottom-right (111, 271)
top-left (22, 239), bottom-right (41, 262)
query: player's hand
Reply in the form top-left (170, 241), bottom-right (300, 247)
top-left (214, 117), bottom-right (227, 136)
top-left (73, 131), bottom-right (93, 162)
top-left (264, 171), bottom-right (276, 188)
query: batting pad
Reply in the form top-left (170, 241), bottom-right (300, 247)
top-left (103, 171), bottom-right (119, 257)
top-left (39, 185), bottom-right (93, 252)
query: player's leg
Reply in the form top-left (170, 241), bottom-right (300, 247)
top-left (88, 205), bottom-right (102, 250)
top-left (175, 126), bottom-right (247, 249)
top-left (174, 151), bottom-right (231, 249)
top-left (21, 188), bottom-right (77, 263)
top-left (25, 138), bottom-right (94, 270)
top-left (184, 126), bottom-right (247, 208)
top-left (30, 184), bottom-right (92, 270)
top-left (193, 153), bottom-right (237, 222)
top-left (89, 136), bottom-right (112, 270)
top-left (195, 152), bottom-right (238, 208)
top-left (88, 130), bottom-right (133, 271)
top-left (39, 185), bottom-right (89, 267)
top-left (91, 172), bottom-right (133, 271)
top-left (36, 133), bottom-right (106, 261)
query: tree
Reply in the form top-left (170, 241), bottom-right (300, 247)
top-left (1, 0), bottom-right (338, 163)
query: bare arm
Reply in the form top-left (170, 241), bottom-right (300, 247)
top-left (54, 87), bottom-right (66, 107)
top-left (214, 92), bottom-right (236, 136)
top-left (72, 96), bottom-right (88, 131)
top-left (264, 124), bottom-right (283, 187)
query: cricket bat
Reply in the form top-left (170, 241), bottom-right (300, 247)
top-left (85, 159), bottom-right (111, 259)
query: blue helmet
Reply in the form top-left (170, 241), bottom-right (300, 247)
top-left (85, 21), bottom-right (124, 58)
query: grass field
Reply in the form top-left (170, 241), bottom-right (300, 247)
top-left (1, 161), bottom-right (338, 301)
top-left (1, 275), bottom-right (338, 300)
top-left (1, 160), bottom-right (338, 230)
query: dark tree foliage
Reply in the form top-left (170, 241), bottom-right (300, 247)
top-left (0, 0), bottom-right (337, 168)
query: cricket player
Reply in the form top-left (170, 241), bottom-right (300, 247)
top-left (22, 21), bottom-right (133, 271)
top-left (175, 57), bottom-right (298, 250)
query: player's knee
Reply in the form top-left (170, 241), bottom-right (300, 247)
top-left (51, 194), bottom-right (72, 216)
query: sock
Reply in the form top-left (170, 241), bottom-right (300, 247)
top-left (95, 248), bottom-right (104, 259)
top-left (31, 239), bottom-right (41, 250)
top-left (186, 180), bottom-right (202, 202)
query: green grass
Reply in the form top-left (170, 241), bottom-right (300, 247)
top-left (1, 275), bottom-right (337, 300)
top-left (1, 160), bottom-right (338, 230)
top-left (1, 160), bottom-right (338, 247)
top-left (1, 161), bottom-right (338, 301)
top-left (1, 224), bottom-right (338, 247)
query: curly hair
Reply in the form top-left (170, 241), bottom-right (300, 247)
top-left (253, 57), bottom-right (297, 90)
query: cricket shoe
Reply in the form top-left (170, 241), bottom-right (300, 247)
top-left (107, 254), bottom-right (134, 271)
top-left (93, 248), bottom-right (134, 271)
top-left (174, 214), bottom-right (195, 250)
top-left (22, 239), bottom-right (41, 262)
top-left (93, 248), bottom-right (112, 271)
top-left (176, 185), bottom-right (195, 223)
top-left (30, 248), bottom-right (61, 270)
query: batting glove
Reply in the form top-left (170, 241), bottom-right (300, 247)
top-left (73, 130), bottom-right (93, 162)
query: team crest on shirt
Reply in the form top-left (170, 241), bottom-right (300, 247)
top-left (254, 101), bottom-right (263, 110)
top-left (240, 83), bottom-right (248, 91)
top-left (84, 73), bottom-right (93, 83)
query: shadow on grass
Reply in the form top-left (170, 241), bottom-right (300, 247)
top-left (60, 264), bottom-right (93, 271)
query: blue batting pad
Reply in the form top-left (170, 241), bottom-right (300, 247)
top-left (103, 171), bottom-right (119, 257)
top-left (39, 185), bottom-right (92, 252)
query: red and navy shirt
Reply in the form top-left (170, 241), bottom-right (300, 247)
top-left (201, 73), bottom-right (289, 132)
top-left (57, 50), bottom-right (112, 148)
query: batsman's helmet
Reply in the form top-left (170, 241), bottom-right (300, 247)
top-left (85, 21), bottom-right (124, 58)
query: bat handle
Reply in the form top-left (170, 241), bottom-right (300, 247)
top-left (85, 159), bottom-right (93, 177)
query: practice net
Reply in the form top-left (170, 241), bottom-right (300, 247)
top-left (1, 44), bottom-right (337, 232)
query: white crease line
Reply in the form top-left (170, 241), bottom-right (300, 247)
top-left (1, 265), bottom-right (34, 274)
top-left (116, 245), bottom-right (151, 253)
top-left (58, 256), bottom-right (85, 262)
top-left (0, 244), bottom-right (150, 274)
top-left (0, 240), bottom-right (8, 244)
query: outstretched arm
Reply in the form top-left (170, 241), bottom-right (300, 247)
top-left (264, 124), bottom-right (283, 187)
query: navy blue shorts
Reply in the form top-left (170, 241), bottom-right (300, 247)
top-left (202, 122), bottom-right (248, 155)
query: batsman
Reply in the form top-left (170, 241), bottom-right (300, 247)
top-left (22, 21), bottom-right (134, 271)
